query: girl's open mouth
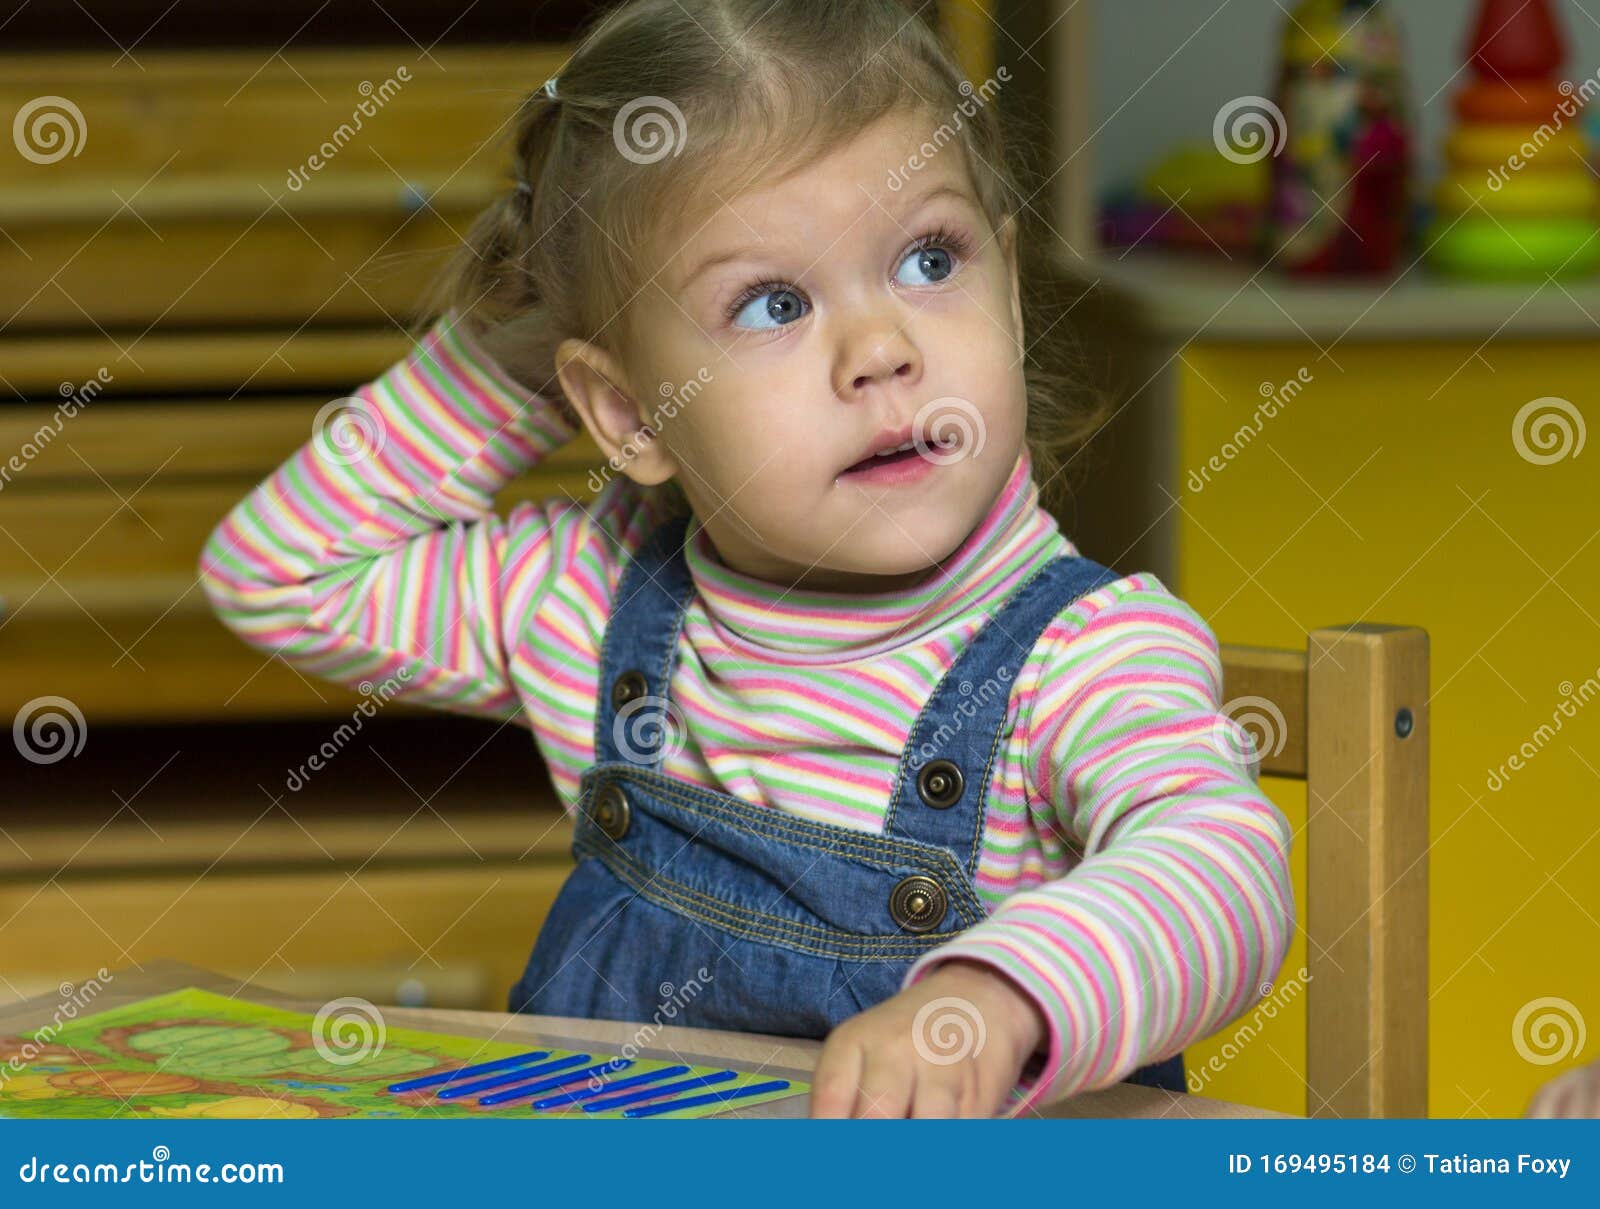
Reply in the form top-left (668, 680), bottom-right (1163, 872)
top-left (838, 434), bottom-right (958, 484)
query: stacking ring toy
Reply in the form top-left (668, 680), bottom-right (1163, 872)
top-left (1454, 79), bottom-right (1575, 124)
top-left (1446, 122), bottom-right (1586, 168)
top-left (1427, 216), bottom-right (1600, 278)
top-left (1433, 167), bottom-right (1598, 217)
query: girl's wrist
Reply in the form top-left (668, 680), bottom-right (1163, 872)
top-left (927, 957), bottom-right (1049, 1063)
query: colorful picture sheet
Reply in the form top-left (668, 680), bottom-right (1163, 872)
top-left (0, 987), bottom-right (807, 1118)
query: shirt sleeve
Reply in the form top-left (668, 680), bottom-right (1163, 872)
top-left (198, 310), bottom-right (614, 725)
top-left (899, 577), bottom-right (1296, 1115)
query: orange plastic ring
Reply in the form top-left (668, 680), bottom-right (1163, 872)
top-left (1455, 79), bottom-right (1575, 124)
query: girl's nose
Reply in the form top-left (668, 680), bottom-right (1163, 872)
top-left (836, 317), bottom-right (922, 398)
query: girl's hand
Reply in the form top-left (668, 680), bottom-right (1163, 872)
top-left (1525, 1059), bottom-right (1600, 1118)
top-left (808, 958), bottom-right (1047, 1117)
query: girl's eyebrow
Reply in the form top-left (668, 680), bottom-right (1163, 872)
top-left (675, 182), bottom-right (978, 291)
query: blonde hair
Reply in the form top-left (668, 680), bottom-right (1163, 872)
top-left (418, 0), bottom-right (1106, 519)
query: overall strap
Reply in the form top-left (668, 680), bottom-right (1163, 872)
top-left (592, 511), bottom-right (696, 768)
top-left (883, 552), bottom-right (1125, 877)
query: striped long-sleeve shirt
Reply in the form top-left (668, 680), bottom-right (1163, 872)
top-left (199, 312), bottom-right (1294, 1115)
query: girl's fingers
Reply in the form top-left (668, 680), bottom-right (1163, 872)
top-left (854, 1050), bottom-right (913, 1118)
top-left (910, 1065), bottom-right (965, 1118)
top-left (808, 1036), bottom-right (863, 1118)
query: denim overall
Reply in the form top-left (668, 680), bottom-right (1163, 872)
top-left (509, 512), bottom-right (1186, 1094)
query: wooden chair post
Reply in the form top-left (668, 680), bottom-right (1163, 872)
top-left (1305, 624), bottom-right (1429, 1118)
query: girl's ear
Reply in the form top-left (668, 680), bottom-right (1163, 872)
top-left (554, 338), bottom-right (678, 486)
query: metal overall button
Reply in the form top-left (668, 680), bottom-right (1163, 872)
top-left (916, 759), bottom-right (964, 809)
top-left (888, 874), bottom-right (947, 933)
top-left (590, 782), bottom-right (632, 841)
top-left (611, 669), bottom-right (648, 711)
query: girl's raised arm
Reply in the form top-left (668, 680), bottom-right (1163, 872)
top-left (199, 311), bottom-right (615, 727)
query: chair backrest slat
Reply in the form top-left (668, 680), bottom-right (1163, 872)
top-left (1220, 624), bottom-right (1430, 1118)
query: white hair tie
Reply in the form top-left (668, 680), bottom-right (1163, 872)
top-left (543, 77), bottom-right (560, 101)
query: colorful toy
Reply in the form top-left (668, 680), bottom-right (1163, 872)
top-left (0, 987), bottom-right (806, 1119)
top-left (1099, 143), bottom-right (1268, 255)
top-left (1427, 0), bottom-right (1600, 279)
top-left (1268, 0), bottom-right (1412, 276)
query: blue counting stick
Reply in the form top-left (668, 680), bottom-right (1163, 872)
top-left (435, 1054), bottom-right (591, 1100)
top-left (530, 1064), bottom-right (693, 1109)
top-left (386, 1051), bottom-right (551, 1094)
top-left (476, 1059), bottom-right (635, 1107)
top-left (622, 1079), bottom-right (793, 1118)
top-left (581, 1069), bottom-right (737, 1113)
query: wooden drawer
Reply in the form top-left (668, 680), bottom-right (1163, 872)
top-left (0, 397), bottom-right (603, 720)
top-left (0, 46), bottom-right (565, 331)
top-left (0, 807), bottom-right (578, 1012)
top-left (0, 864), bottom-right (572, 1013)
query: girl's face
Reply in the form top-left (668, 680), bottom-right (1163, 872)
top-left (564, 107), bottom-right (1029, 593)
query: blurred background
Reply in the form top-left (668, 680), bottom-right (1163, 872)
top-left (2, 0), bottom-right (1597, 1117)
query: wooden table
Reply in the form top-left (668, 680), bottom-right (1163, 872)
top-left (1, 961), bottom-right (1288, 1119)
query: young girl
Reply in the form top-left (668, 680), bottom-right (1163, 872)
top-left (201, 0), bottom-right (1293, 1118)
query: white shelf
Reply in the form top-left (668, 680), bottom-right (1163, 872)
top-left (1065, 249), bottom-right (1600, 344)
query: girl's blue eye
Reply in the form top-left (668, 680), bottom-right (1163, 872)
top-left (726, 231), bottom-right (967, 329)
top-left (895, 244), bottom-right (955, 286)
top-left (732, 288), bottom-right (808, 330)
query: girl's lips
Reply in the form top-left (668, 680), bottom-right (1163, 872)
top-left (838, 444), bottom-right (941, 486)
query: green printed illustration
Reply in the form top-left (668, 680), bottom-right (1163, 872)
top-left (0, 987), bottom-right (805, 1119)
